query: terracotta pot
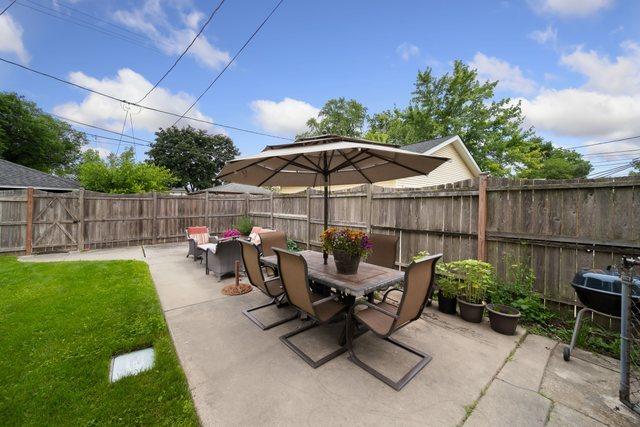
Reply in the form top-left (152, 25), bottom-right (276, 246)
top-left (486, 304), bottom-right (521, 335)
top-left (458, 299), bottom-right (485, 323)
top-left (437, 291), bottom-right (457, 315)
top-left (333, 249), bottom-right (361, 275)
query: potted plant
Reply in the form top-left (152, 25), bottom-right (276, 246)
top-left (486, 260), bottom-right (533, 335)
top-left (221, 228), bottom-right (241, 239)
top-left (234, 216), bottom-right (253, 236)
top-left (435, 273), bottom-right (458, 315)
top-left (320, 227), bottom-right (373, 274)
top-left (454, 260), bottom-right (494, 323)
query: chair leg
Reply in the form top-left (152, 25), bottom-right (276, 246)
top-left (347, 318), bottom-right (432, 391)
top-left (280, 320), bottom-right (347, 368)
top-left (243, 297), bottom-right (298, 331)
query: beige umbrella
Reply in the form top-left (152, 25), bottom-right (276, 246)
top-left (217, 135), bottom-right (449, 262)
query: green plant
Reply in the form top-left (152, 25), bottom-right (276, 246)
top-left (436, 275), bottom-right (459, 299)
top-left (438, 259), bottom-right (494, 304)
top-left (287, 239), bottom-right (299, 252)
top-left (488, 260), bottom-right (554, 324)
top-left (234, 216), bottom-right (254, 235)
top-left (413, 250), bottom-right (429, 261)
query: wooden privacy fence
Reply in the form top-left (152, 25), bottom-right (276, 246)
top-left (0, 175), bottom-right (638, 307)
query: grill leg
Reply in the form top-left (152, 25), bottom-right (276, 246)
top-left (564, 307), bottom-right (591, 361)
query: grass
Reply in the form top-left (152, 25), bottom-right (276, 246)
top-left (0, 256), bottom-right (198, 425)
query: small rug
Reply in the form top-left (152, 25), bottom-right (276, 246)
top-left (221, 283), bottom-right (252, 296)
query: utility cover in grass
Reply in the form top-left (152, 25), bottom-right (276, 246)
top-left (109, 347), bottom-right (155, 382)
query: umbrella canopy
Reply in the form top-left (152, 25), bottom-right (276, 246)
top-left (216, 135), bottom-right (449, 187)
top-left (217, 135), bottom-right (449, 264)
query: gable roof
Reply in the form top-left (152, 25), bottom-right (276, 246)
top-left (205, 183), bottom-right (272, 195)
top-left (0, 159), bottom-right (81, 191)
top-left (401, 135), bottom-right (482, 176)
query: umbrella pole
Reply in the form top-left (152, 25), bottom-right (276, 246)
top-left (323, 174), bottom-right (328, 265)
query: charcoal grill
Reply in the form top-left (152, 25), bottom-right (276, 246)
top-left (563, 267), bottom-right (640, 361)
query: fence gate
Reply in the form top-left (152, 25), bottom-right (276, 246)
top-left (31, 190), bottom-right (80, 253)
top-left (620, 257), bottom-right (640, 415)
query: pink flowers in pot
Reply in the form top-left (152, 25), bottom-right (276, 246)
top-left (221, 228), bottom-right (241, 239)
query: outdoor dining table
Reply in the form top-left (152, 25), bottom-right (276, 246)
top-left (260, 250), bottom-right (404, 302)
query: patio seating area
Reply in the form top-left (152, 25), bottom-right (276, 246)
top-left (21, 242), bottom-right (640, 426)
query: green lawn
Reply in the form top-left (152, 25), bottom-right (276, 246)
top-left (0, 256), bottom-right (198, 425)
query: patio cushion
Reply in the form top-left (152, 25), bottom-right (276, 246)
top-left (192, 233), bottom-right (210, 245)
top-left (355, 301), bottom-right (398, 335)
top-left (249, 228), bottom-right (275, 245)
top-left (199, 243), bottom-right (217, 252)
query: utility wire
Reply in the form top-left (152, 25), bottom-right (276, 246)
top-left (0, 0), bottom-right (16, 16)
top-left (115, 110), bottom-right (129, 155)
top-left (0, 56), bottom-right (292, 140)
top-left (581, 148), bottom-right (640, 157)
top-left (172, 0), bottom-right (284, 126)
top-left (570, 134), bottom-right (640, 149)
top-left (137, 0), bottom-right (227, 103)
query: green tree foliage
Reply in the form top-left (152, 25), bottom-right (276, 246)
top-left (77, 148), bottom-right (175, 194)
top-left (0, 92), bottom-right (86, 174)
top-left (147, 126), bottom-right (239, 192)
top-left (299, 97), bottom-right (367, 138)
top-left (519, 144), bottom-right (592, 179)
top-left (629, 160), bottom-right (640, 176)
top-left (367, 62), bottom-right (591, 178)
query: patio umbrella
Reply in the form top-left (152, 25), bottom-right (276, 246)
top-left (216, 135), bottom-right (449, 263)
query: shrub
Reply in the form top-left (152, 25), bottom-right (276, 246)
top-left (287, 239), bottom-right (299, 252)
top-left (437, 259), bottom-right (494, 303)
top-left (412, 250), bottom-right (429, 261)
top-left (234, 216), bottom-right (253, 235)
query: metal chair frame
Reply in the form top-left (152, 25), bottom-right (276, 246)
top-left (346, 254), bottom-right (441, 391)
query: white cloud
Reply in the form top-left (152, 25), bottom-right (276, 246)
top-left (560, 41), bottom-right (640, 95)
top-left (530, 0), bottom-right (613, 17)
top-left (0, 14), bottom-right (30, 64)
top-left (470, 53), bottom-right (538, 95)
top-left (396, 43), bottom-right (420, 62)
top-left (518, 41), bottom-right (640, 143)
top-left (529, 25), bottom-right (558, 45)
top-left (113, 1), bottom-right (230, 70)
top-left (82, 145), bottom-right (113, 159)
top-left (53, 68), bottom-right (216, 133)
top-left (250, 98), bottom-right (319, 136)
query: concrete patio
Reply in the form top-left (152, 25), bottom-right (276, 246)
top-left (21, 243), bottom-right (640, 426)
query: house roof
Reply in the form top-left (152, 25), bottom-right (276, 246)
top-left (0, 159), bottom-right (81, 191)
top-left (206, 183), bottom-right (272, 195)
top-left (401, 135), bottom-right (482, 176)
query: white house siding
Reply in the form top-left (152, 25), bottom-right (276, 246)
top-left (390, 144), bottom-right (475, 188)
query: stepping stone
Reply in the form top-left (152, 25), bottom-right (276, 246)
top-left (109, 347), bottom-right (155, 382)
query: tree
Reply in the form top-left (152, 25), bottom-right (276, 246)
top-left (77, 148), bottom-right (175, 194)
top-left (630, 160), bottom-right (640, 176)
top-left (367, 62), bottom-right (590, 178)
top-left (518, 143), bottom-right (592, 179)
top-left (299, 97), bottom-right (367, 138)
top-left (147, 126), bottom-right (239, 192)
top-left (0, 92), bottom-right (86, 174)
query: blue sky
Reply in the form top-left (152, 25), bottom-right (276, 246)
top-left (1, 0), bottom-right (639, 175)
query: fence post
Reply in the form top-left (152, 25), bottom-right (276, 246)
top-left (477, 173), bottom-right (489, 261)
top-left (77, 189), bottom-right (84, 252)
top-left (204, 190), bottom-right (209, 230)
top-left (366, 184), bottom-right (372, 234)
top-left (152, 191), bottom-right (158, 245)
top-left (306, 188), bottom-right (311, 249)
top-left (244, 193), bottom-right (249, 216)
top-left (25, 187), bottom-right (34, 255)
top-left (270, 192), bottom-right (274, 229)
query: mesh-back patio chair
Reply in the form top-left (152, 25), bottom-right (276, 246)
top-left (273, 248), bottom-right (349, 368)
top-left (347, 253), bottom-right (442, 390)
top-left (239, 240), bottom-right (297, 330)
top-left (259, 231), bottom-right (286, 276)
top-left (366, 233), bottom-right (399, 269)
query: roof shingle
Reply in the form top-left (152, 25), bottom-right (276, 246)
top-left (0, 159), bottom-right (81, 190)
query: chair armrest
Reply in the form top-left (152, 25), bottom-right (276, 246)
top-left (311, 294), bottom-right (338, 306)
top-left (264, 276), bottom-right (281, 284)
top-left (382, 287), bottom-right (404, 303)
top-left (353, 300), bottom-right (399, 319)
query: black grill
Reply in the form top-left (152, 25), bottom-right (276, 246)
top-left (570, 268), bottom-right (640, 317)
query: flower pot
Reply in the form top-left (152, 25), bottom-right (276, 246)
top-left (486, 304), bottom-right (521, 335)
top-left (458, 299), bottom-right (485, 323)
top-left (333, 249), bottom-right (361, 275)
top-left (437, 291), bottom-right (457, 315)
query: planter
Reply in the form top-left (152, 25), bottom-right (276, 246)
top-left (486, 304), bottom-right (521, 335)
top-left (333, 249), bottom-right (361, 275)
top-left (437, 291), bottom-right (457, 315)
top-left (458, 299), bottom-right (485, 323)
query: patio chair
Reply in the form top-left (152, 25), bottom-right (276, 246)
top-left (239, 240), bottom-right (297, 330)
top-left (366, 233), bottom-right (399, 269)
top-left (186, 226), bottom-right (215, 262)
top-left (206, 238), bottom-right (242, 281)
top-left (273, 248), bottom-right (348, 368)
top-left (259, 230), bottom-right (286, 276)
top-left (346, 253), bottom-right (442, 390)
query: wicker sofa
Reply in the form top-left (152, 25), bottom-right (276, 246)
top-left (205, 238), bottom-right (243, 281)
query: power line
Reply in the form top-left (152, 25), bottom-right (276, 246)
top-left (172, 0), bottom-right (285, 126)
top-left (581, 148), bottom-right (640, 157)
top-left (0, 0), bottom-right (16, 16)
top-left (0, 56), bottom-right (292, 140)
top-left (138, 0), bottom-right (227, 103)
top-left (51, 113), bottom-right (156, 144)
top-left (570, 134), bottom-right (640, 150)
top-left (15, 0), bottom-right (162, 54)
